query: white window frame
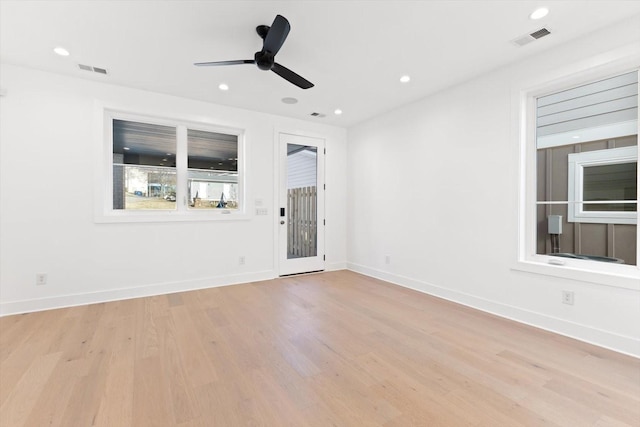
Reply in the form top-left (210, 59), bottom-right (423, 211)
top-left (568, 146), bottom-right (637, 225)
top-left (96, 109), bottom-right (247, 223)
top-left (515, 61), bottom-right (639, 290)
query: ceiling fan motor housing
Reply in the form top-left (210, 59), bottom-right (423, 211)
top-left (254, 50), bottom-right (274, 70)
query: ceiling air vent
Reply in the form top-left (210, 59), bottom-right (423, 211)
top-left (78, 64), bottom-right (108, 75)
top-left (530, 28), bottom-right (551, 39)
top-left (512, 27), bottom-right (551, 46)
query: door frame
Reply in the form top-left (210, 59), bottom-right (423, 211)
top-left (274, 129), bottom-right (325, 276)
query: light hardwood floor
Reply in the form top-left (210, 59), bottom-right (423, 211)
top-left (1, 270), bottom-right (639, 426)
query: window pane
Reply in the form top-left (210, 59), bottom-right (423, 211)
top-left (536, 145), bottom-right (574, 202)
top-left (286, 144), bottom-right (318, 259)
top-left (113, 119), bottom-right (176, 210)
top-left (536, 205), bottom-right (637, 265)
top-left (187, 129), bottom-right (238, 210)
top-left (583, 162), bottom-right (637, 211)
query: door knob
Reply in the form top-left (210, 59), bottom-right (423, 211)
top-left (280, 220), bottom-right (285, 224)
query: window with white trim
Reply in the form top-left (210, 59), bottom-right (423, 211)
top-left (521, 69), bottom-right (639, 278)
top-left (102, 110), bottom-right (244, 221)
top-left (567, 146), bottom-right (637, 225)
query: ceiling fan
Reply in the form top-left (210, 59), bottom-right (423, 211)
top-left (195, 14), bottom-right (314, 90)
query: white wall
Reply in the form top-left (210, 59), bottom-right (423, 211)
top-left (0, 64), bottom-right (347, 315)
top-left (347, 16), bottom-right (640, 357)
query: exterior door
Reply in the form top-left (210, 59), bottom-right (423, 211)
top-left (278, 132), bottom-right (325, 276)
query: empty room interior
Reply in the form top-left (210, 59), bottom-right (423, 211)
top-left (1, 1), bottom-right (639, 426)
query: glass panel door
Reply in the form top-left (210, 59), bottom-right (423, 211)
top-left (279, 133), bottom-right (324, 275)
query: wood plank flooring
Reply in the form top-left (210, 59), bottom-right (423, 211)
top-left (1, 270), bottom-right (639, 426)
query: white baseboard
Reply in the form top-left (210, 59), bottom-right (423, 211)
top-left (326, 261), bottom-right (348, 271)
top-left (0, 270), bottom-right (276, 316)
top-left (347, 262), bottom-right (640, 358)
top-left (4, 262), bottom-right (637, 358)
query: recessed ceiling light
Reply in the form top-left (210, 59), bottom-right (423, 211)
top-left (123, 147), bottom-right (130, 150)
top-left (400, 75), bottom-right (411, 83)
top-left (282, 97), bottom-right (298, 104)
top-left (530, 7), bottom-right (549, 20)
top-left (218, 83), bottom-right (229, 91)
top-left (572, 135), bottom-right (580, 139)
top-left (53, 46), bottom-right (70, 56)
top-left (334, 109), bottom-right (343, 115)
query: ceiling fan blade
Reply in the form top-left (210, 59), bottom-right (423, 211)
top-left (263, 15), bottom-right (290, 55)
top-left (194, 60), bottom-right (254, 66)
top-left (272, 63), bottom-right (314, 89)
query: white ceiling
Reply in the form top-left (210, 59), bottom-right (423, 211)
top-left (2, 1), bottom-right (640, 127)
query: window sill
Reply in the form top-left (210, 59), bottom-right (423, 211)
top-left (95, 210), bottom-right (251, 223)
top-left (512, 258), bottom-right (640, 291)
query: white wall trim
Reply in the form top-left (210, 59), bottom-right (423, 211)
top-left (4, 263), bottom-right (637, 358)
top-left (326, 262), bottom-right (348, 271)
top-left (347, 262), bottom-right (640, 358)
top-left (0, 270), bottom-right (275, 317)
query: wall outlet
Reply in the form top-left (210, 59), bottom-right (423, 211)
top-left (385, 255), bottom-right (391, 264)
top-left (562, 290), bottom-right (574, 305)
top-left (239, 256), bottom-right (245, 265)
top-left (36, 273), bottom-right (47, 285)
